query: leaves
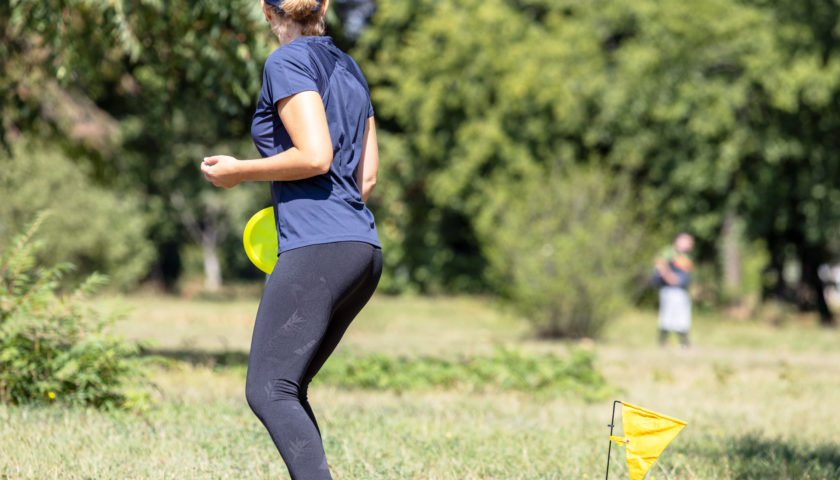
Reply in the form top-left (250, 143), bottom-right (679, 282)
top-left (315, 347), bottom-right (614, 401)
top-left (0, 140), bottom-right (154, 288)
top-left (360, 0), bottom-right (840, 316)
top-left (0, 214), bottom-right (143, 409)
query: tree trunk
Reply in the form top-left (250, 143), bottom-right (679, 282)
top-left (800, 246), bottom-right (834, 326)
top-left (201, 234), bottom-right (222, 293)
top-left (762, 240), bottom-right (788, 302)
top-left (170, 193), bottom-right (226, 293)
top-left (720, 213), bottom-right (742, 296)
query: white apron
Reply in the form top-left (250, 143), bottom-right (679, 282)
top-left (658, 286), bottom-right (691, 333)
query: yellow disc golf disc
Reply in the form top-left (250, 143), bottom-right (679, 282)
top-left (243, 207), bottom-right (277, 274)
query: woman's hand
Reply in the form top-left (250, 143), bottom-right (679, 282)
top-left (655, 260), bottom-right (680, 286)
top-left (201, 155), bottom-right (242, 189)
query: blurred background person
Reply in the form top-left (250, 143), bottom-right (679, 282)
top-left (654, 233), bottom-right (695, 348)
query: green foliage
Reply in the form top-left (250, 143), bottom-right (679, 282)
top-left (2, 0), bottom-right (275, 287)
top-left (358, 0), bottom-right (555, 293)
top-left (315, 347), bottom-right (614, 401)
top-left (0, 214), bottom-right (143, 408)
top-left (0, 139), bottom-right (154, 289)
top-left (359, 0), bottom-right (840, 318)
top-left (4, 0), bottom-right (840, 318)
top-left (476, 166), bottom-right (656, 338)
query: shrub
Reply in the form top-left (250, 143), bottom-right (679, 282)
top-left (0, 139), bottom-right (154, 289)
top-left (0, 213), bottom-right (144, 408)
top-left (476, 165), bottom-right (655, 339)
top-left (315, 347), bottom-right (614, 401)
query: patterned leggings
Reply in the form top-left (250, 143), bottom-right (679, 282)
top-left (245, 241), bottom-right (382, 479)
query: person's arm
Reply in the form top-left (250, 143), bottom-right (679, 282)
top-left (655, 258), bottom-right (680, 286)
top-left (356, 116), bottom-right (379, 202)
top-left (201, 91), bottom-right (332, 188)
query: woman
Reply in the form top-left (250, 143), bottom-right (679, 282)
top-left (201, 0), bottom-right (381, 477)
top-left (654, 233), bottom-right (694, 348)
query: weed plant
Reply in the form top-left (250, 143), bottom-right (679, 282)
top-left (0, 213), bottom-right (143, 408)
top-left (315, 347), bottom-right (615, 400)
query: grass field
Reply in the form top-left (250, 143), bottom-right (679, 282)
top-left (2, 294), bottom-right (839, 479)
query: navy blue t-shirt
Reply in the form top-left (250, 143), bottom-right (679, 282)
top-left (251, 36), bottom-right (379, 254)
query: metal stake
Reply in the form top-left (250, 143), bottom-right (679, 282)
top-left (605, 400), bottom-right (622, 480)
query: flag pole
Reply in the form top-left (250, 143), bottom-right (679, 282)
top-left (605, 400), bottom-right (622, 480)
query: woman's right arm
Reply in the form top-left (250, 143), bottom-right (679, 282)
top-left (357, 116), bottom-right (379, 203)
top-left (655, 259), bottom-right (679, 286)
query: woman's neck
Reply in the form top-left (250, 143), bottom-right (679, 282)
top-left (275, 23), bottom-right (305, 46)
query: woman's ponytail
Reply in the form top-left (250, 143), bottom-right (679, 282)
top-left (268, 0), bottom-right (325, 36)
top-left (278, 0), bottom-right (321, 21)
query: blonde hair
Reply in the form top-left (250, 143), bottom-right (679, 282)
top-left (269, 0), bottom-right (325, 37)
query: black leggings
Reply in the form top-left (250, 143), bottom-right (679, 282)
top-left (245, 241), bottom-right (382, 480)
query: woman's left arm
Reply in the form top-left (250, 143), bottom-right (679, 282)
top-left (356, 116), bottom-right (379, 202)
top-left (201, 91), bottom-right (332, 188)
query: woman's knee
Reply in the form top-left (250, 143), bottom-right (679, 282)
top-left (246, 375), bottom-right (302, 415)
top-left (245, 375), bottom-right (266, 416)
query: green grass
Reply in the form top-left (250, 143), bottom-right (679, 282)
top-left (2, 294), bottom-right (840, 479)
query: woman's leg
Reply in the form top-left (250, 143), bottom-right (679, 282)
top-left (298, 245), bottom-right (381, 435)
top-left (300, 246), bottom-right (382, 402)
top-left (300, 244), bottom-right (382, 432)
top-left (245, 242), bottom-right (380, 480)
top-left (658, 328), bottom-right (669, 346)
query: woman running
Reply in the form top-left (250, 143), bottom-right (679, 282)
top-left (201, 0), bottom-right (381, 477)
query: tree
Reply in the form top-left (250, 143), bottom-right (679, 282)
top-left (2, 0), bottom-right (275, 289)
top-left (0, 139), bottom-right (153, 289)
top-left (737, 0), bottom-right (840, 323)
top-left (583, 0), bottom-right (840, 323)
top-left (359, 0), bottom-right (840, 323)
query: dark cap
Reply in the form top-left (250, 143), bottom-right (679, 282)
top-left (264, 0), bottom-right (322, 14)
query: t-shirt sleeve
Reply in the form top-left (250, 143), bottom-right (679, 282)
top-left (357, 71), bottom-right (374, 118)
top-left (346, 57), bottom-right (374, 118)
top-left (263, 49), bottom-right (318, 106)
top-left (363, 74), bottom-right (374, 117)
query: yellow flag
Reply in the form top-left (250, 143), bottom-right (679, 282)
top-left (611, 402), bottom-right (686, 480)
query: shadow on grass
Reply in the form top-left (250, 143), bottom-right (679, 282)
top-left (140, 347), bottom-right (250, 368)
top-left (727, 435), bottom-right (840, 480)
top-left (678, 433), bottom-right (840, 480)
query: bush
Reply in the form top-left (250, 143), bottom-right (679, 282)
top-left (315, 347), bottom-right (614, 401)
top-left (0, 213), bottom-right (144, 408)
top-left (0, 139), bottom-right (154, 289)
top-left (476, 165), bottom-right (656, 339)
